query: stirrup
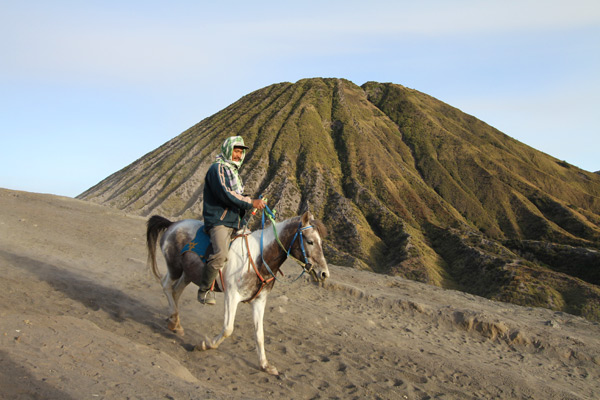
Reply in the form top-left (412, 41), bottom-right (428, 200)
top-left (197, 289), bottom-right (216, 305)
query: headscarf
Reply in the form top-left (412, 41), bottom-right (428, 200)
top-left (215, 136), bottom-right (249, 195)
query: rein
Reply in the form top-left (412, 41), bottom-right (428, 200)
top-left (233, 233), bottom-right (278, 303)
top-left (260, 206), bottom-right (315, 283)
top-left (230, 206), bottom-right (315, 303)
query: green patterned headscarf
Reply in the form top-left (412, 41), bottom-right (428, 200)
top-left (215, 136), bottom-right (249, 195)
top-left (218, 136), bottom-right (247, 168)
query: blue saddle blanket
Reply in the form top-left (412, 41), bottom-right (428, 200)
top-left (181, 224), bottom-right (211, 260)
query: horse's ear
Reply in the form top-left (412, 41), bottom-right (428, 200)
top-left (301, 210), bottom-right (313, 226)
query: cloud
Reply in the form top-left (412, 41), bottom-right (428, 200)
top-left (3, 0), bottom-right (599, 88)
top-left (227, 0), bottom-right (600, 37)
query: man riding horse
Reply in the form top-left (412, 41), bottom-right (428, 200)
top-left (198, 135), bottom-right (266, 305)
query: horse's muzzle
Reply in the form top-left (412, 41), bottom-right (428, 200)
top-left (310, 267), bottom-right (330, 282)
top-left (318, 270), bottom-right (330, 281)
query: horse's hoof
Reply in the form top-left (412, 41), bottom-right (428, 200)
top-left (172, 328), bottom-right (185, 337)
top-left (261, 364), bottom-right (279, 376)
top-left (167, 316), bottom-right (184, 336)
top-left (194, 341), bottom-right (208, 351)
top-left (167, 324), bottom-right (184, 336)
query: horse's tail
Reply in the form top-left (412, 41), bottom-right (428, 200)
top-left (146, 215), bottom-right (173, 281)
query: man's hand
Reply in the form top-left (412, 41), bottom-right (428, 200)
top-left (252, 199), bottom-right (266, 210)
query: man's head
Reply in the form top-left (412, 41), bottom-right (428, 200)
top-left (220, 136), bottom-right (249, 168)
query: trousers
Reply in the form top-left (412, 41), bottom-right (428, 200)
top-left (206, 225), bottom-right (234, 271)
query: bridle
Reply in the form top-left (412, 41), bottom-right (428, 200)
top-left (259, 206), bottom-right (315, 281)
top-left (230, 208), bottom-right (317, 303)
top-left (285, 224), bottom-right (314, 274)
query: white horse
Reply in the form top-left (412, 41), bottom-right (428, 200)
top-left (146, 211), bottom-right (330, 375)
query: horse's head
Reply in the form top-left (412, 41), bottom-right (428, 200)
top-left (290, 211), bottom-right (330, 282)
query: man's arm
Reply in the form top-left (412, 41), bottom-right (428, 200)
top-left (207, 164), bottom-right (253, 210)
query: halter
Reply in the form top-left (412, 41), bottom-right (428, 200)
top-left (260, 205), bottom-right (315, 283)
top-left (285, 224), bottom-right (314, 272)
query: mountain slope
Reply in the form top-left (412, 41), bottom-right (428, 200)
top-left (79, 78), bottom-right (600, 320)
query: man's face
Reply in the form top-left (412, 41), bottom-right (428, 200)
top-left (232, 147), bottom-right (244, 162)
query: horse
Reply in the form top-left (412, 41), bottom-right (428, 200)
top-left (146, 210), bottom-right (330, 375)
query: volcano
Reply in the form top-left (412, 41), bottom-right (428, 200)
top-left (79, 78), bottom-right (600, 320)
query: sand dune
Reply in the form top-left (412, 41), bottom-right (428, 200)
top-left (1, 188), bottom-right (599, 399)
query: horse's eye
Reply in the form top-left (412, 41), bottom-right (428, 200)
top-left (306, 240), bottom-right (314, 246)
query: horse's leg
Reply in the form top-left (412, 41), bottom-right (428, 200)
top-left (252, 296), bottom-right (278, 375)
top-left (162, 272), bottom-right (188, 336)
top-left (171, 272), bottom-right (190, 304)
top-left (198, 289), bottom-right (240, 350)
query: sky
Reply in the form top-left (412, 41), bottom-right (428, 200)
top-left (1, 0), bottom-right (599, 198)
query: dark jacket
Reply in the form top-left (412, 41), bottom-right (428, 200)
top-left (202, 162), bottom-right (253, 230)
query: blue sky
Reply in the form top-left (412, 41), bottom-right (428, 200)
top-left (1, 0), bottom-right (599, 198)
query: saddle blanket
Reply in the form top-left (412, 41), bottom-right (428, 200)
top-left (181, 224), bottom-right (211, 260)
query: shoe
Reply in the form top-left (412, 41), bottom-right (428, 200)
top-left (197, 289), bottom-right (216, 305)
top-left (197, 264), bottom-right (219, 305)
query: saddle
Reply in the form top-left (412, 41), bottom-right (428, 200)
top-left (181, 224), bottom-right (247, 260)
top-left (181, 225), bottom-right (249, 292)
top-left (181, 224), bottom-right (212, 261)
